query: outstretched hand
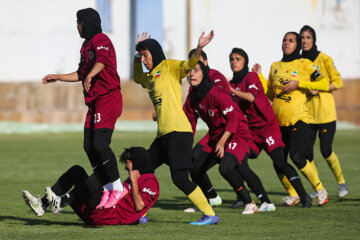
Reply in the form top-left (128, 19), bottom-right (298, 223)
top-left (198, 30), bottom-right (214, 49)
top-left (251, 63), bottom-right (262, 74)
top-left (137, 32), bottom-right (151, 44)
top-left (42, 74), bottom-right (58, 84)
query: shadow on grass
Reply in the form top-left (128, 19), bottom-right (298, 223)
top-left (0, 215), bottom-right (85, 226)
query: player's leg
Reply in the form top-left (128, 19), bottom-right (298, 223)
top-left (218, 152), bottom-right (255, 213)
top-left (191, 143), bottom-right (221, 204)
top-left (269, 147), bottom-right (311, 207)
top-left (290, 121), bottom-right (328, 205)
top-left (319, 121), bottom-right (348, 197)
top-left (166, 132), bottom-right (218, 224)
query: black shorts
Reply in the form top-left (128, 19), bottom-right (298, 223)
top-left (148, 131), bottom-right (194, 172)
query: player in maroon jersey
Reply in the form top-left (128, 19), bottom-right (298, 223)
top-left (22, 147), bottom-right (159, 226)
top-left (184, 62), bottom-right (274, 214)
top-left (228, 48), bottom-right (311, 208)
top-left (42, 8), bottom-right (127, 209)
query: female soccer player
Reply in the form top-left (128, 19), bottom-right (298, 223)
top-left (228, 48), bottom-right (311, 208)
top-left (133, 31), bottom-right (219, 225)
top-left (184, 61), bottom-right (274, 214)
top-left (267, 32), bottom-right (330, 205)
top-left (300, 25), bottom-right (348, 198)
top-left (42, 8), bottom-right (126, 209)
top-left (22, 147), bottom-right (159, 226)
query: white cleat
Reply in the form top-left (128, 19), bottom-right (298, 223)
top-left (242, 201), bottom-right (258, 215)
top-left (309, 190), bottom-right (318, 198)
top-left (281, 196), bottom-right (300, 206)
top-left (45, 186), bottom-right (63, 214)
top-left (184, 207), bottom-right (199, 213)
top-left (338, 183), bottom-right (348, 198)
top-left (22, 190), bottom-right (45, 217)
top-left (209, 195), bottom-right (222, 207)
top-left (258, 202), bottom-right (276, 212)
top-left (317, 189), bottom-right (329, 206)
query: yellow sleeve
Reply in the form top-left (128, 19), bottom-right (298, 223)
top-left (266, 71), bottom-right (274, 101)
top-left (258, 73), bottom-right (268, 94)
top-left (298, 73), bottom-right (329, 91)
top-left (169, 55), bottom-right (199, 80)
top-left (133, 62), bottom-right (148, 88)
top-left (326, 57), bottom-right (343, 90)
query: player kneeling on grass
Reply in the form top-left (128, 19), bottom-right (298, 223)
top-left (22, 147), bottom-right (159, 226)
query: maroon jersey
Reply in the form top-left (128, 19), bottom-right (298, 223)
top-left (184, 86), bottom-right (251, 147)
top-left (77, 33), bottom-right (121, 106)
top-left (72, 173), bottom-right (159, 226)
top-left (188, 68), bottom-right (231, 95)
top-left (230, 72), bottom-right (277, 128)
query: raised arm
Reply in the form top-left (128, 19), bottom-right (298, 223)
top-left (42, 72), bottom-right (79, 85)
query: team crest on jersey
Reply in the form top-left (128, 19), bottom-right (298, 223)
top-left (291, 71), bottom-right (298, 77)
top-left (155, 71), bottom-right (161, 78)
top-left (274, 69), bottom-right (278, 74)
top-left (208, 109), bottom-right (215, 117)
top-left (313, 65), bottom-right (320, 70)
top-left (88, 51), bottom-right (95, 60)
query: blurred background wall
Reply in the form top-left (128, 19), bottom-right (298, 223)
top-left (0, 0), bottom-right (359, 125)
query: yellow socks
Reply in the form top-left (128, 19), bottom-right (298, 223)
top-left (301, 160), bottom-right (324, 192)
top-left (187, 186), bottom-right (215, 216)
top-left (326, 152), bottom-right (345, 184)
top-left (277, 173), bottom-right (298, 197)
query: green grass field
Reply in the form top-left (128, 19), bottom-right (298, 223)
top-left (0, 130), bottom-right (359, 240)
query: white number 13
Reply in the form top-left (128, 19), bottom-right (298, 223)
top-left (94, 113), bottom-right (101, 123)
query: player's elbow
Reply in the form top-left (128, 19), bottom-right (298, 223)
top-left (135, 202), bottom-right (146, 212)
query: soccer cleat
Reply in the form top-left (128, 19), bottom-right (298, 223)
top-left (300, 194), bottom-right (312, 208)
top-left (139, 216), bottom-right (148, 224)
top-left (231, 200), bottom-right (245, 208)
top-left (184, 207), bottom-right (199, 213)
top-left (242, 201), bottom-right (258, 215)
top-left (258, 202), bottom-right (276, 212)
top-left (209, 195), bottom-right (222, 207)
top-left (104, 188), bottom-right (129, 209)
top-left (317, 189), bottom-right (328, 206)
top-left (190, 214), bottom-right (219, 225)
top-left (22, 190), bottom-right (45, 217)
top-left (96, 191), bottom-right (110, 209)
top-left (281, 196), bottom-right (300, 206)
top-left (338, 183), bottom-right (348, 198)
top-left (309, 190), bottom-right (318, 198)
top-left (45, 186), bottom-right (63, 214)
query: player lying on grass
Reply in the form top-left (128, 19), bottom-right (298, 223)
top-left (22, 147), bottom-right (159, 226)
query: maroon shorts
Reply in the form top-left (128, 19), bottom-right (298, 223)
top-left (198, 134), bottom-right (249, 165)
top-left (84, 89), bottom-right (122, 130)
top-left (249, 124), bottom-right (285, 156)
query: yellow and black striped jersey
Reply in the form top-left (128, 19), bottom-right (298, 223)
top-left (133, 55), bottom-right (199, 137)
top-left (267, 58), bottom-right (328, 126)
top-left (306, 52), bottom-right (343, 124)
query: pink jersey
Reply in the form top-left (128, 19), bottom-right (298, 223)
top-left (72, 173), bottom-right (159, 226)
top-left (77, 33), bottom-right (121, 106)
top-left (184, 86), bottom-right (251, 147)
top-left (189, 68), bottom-right (231, 95)
top-left (230, 72), bottom-right (278, 128)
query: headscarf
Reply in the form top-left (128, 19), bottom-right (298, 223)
top-left (230, 48), bottom-right (249, 84)
top-left (193, 61), bottom-right (213, 101)
top-left (120, 147), bottom-right (154, 174)
top-left (76, 8), bottom-right (102, 40)
top-left (136, 39), bottom-right (166, 71)
top-left (300, 25), bottom-right (320, 62)
top-left (282, 32), bottom-right (302, 62)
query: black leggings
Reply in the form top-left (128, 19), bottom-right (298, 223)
top-left (51, 165), bottom-right (103, 210)
top-left (307, 121), bottom-right (336, 160)
top-left (83, 128), bottom-right (119, 185)
top-left (280, 121), bottom-right (309, 169)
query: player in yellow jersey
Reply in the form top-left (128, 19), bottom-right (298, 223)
top-left (267, 32), bottom-right (330, 206)
top-left (300, 25), bottom-right (348, 198)
top-left (133, 31), bottom-right (219, 225)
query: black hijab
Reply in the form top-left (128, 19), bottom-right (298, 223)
top-left (120, 147), bottom-right (154, 174)
top-left (300, 25), bottom-right (320, 62)
top-left (136, 39), bottom-right (166, 71)
top-left (230, 48), bottom-right (249, 84)
top-left (193, 61), bottom-right (213, 101)
top-left (76, 8), bottom-right (102, 40)
top-left (282, 32), bottom-right (302, 62)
